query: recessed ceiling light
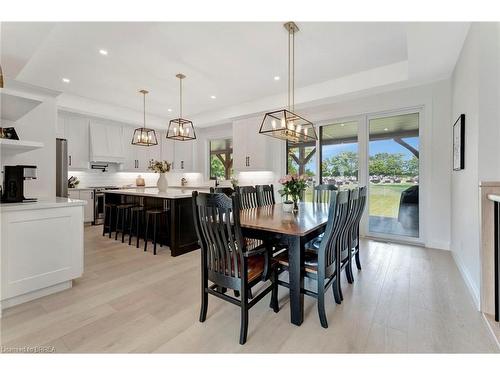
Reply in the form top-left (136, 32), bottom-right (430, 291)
top-left (274, 76), bottom-right (280, 81)
top-left (384, 128), bottom-right (389, 131)
top-left (341, 123), bottom-right (345, 127)
top-left (210, 95), bottom-right (216, 99)
top-left (99, 49), bottom-right (108, 56)
top-left (167, 108), bottom-right (172, 112)
top-left (62, 78), bottom-right (70, 83)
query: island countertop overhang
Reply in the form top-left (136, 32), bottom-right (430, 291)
top-left (104, 187), bottom-right (210, 199)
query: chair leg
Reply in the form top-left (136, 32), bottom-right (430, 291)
top-left (108, 208), bottom-right (113, 238)
top-left (102, 207), bottom-right (107, 236)
top-left (270, 268), bottom-right (279, 313)
top-left (317, 285), bottom-right (328, 328)
top-left (233, 290), bottom-right (240, 298)
top-left (346, 253), bottom-right (354, 284)
top-left (248, 288), bottom-right (253, 300)
top-left (332, 276), bottom-right (342, 304)
top-left (239, 287), bottom-right (249, 345)
top-left (199, 276), bottom-right (208, 323)
top-left (355, 245), bottom-right (362, 270)
top-left (144, 214), bottom-right (150, 252)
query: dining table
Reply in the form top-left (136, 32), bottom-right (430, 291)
top-left (239, 202), bottom-right (330, 326)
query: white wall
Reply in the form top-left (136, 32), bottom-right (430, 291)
top-left (450, 23), bottom-right (500, 307)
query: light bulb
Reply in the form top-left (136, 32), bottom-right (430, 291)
top-left (288, 120), bottom-right (295, 131)
top-left (304, 128), bottom-right (308, 136)
top-left (281, 118), bottom-right (286, 128)
top-left (186, 127), bottom-right (190, 134)
top-left (296, 125), bottom-right (302, 133)
top-left (271, 120), bottom-right (276, 129)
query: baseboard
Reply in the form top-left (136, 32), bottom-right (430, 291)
top-left (482, 313), bottom-right (500, 350)
top-left (0, 280), bottom-right (72, 311)
top-left (426, 240), bottom-right (451, 251)
top-left (452, 250), bottom-right (480, 310)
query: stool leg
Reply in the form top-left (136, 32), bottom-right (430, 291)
top-left (102, 207), bottom-right (107, 236)
top-left (128, 210), bottom-right (134, 246)
top-left (115, 209), bottom-right (121, 240)
top-left (144, 213), bottom-right (150, 252)
top-left (136, 211), bottom-right (141, 248)
top-left (121, 208), bottom-right (127, 243)
top-left (153, 213), bottom-right (158, 255)
top-left (109, 208), bottom-right (113, 239)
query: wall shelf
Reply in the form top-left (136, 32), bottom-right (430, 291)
top-left (1, 92), bottom-right (42, 122)
top-left (0, 138), bottom-right (44, 154)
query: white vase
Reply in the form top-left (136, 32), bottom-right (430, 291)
top-left (283, 201), bottom-right (294, 213)
top-left (156, 173), bottom-right (168, 192)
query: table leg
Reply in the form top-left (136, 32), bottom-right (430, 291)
top-left (287, 234), bottom-right (305, 326)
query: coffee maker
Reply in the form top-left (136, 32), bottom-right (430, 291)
top-left (1, 165), bottom-right (38, 203)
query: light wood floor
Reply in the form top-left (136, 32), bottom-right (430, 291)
top-left (1, 225), bottom-right (498, 353)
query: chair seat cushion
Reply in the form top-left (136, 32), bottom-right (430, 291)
top-left (273, 250), bottom-right (318, 274)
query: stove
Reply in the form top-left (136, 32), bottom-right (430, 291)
top-left (91, 186), bottom-right (120, 224)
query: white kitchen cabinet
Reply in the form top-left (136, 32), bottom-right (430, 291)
top-left (160, 132), bottom-right (175, 164)
top-left (89, 121), bottom-right (124, 163)
top-left (68, 189), bottom-right (94, 223)
top-left (232, 116), bottom-right (272, 171)
top-left (65, 116), bottom-right (90, 170)
top-left (79, 190), bottom-right (94, 223)
top-left (173, 141), bottom-right (193, 171)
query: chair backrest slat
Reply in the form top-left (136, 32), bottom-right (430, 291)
top-left (210, 187), bottom-right (235, 197)
top-left (237, 186), bottom-right (259, 209)
top-left (256, 184), bottom-right (275, 206)
top-left (313, 184), bottom-right (338, 204)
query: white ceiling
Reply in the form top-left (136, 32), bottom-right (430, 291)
top-left (0, 22), bottom-right (469, 127)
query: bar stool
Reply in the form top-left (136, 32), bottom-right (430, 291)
top-left (144, 208), bottom-right (169, 255)
top-left (128, 205), bottom-right (145, 248)
top-left (115, 203), bottom-right (135, 243)
top-left (103, 203), bottom-right (117, 238)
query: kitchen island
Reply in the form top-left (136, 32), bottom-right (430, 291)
top-left (104, 187), bottom-right (209, 256)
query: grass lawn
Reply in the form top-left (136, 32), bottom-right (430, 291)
top-left (369, 183), bottom-right (414, 218)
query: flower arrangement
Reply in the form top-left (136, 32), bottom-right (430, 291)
top-left (148, 159), bottom-right (172, 173)
top-left (278, 174), bottom-right (308, 210)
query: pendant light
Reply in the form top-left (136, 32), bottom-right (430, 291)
top-left (132, 89), bottom-right (158, 146)
top-left (259, 22), bottom-right (317, 143)
top-left (166, 73), bottom-right (196, 141)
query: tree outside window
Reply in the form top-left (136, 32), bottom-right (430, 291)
top-left (209, 138), bottom-right (233, 180)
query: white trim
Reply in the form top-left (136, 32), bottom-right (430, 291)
top-left (0, 280), bottom-right (72, 311)
top-left (426, 240), bottom-right (451, 251)
top-left (452, 250), bottom-right (481, 310)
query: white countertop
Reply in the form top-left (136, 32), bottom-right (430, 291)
top-left (0, 197), bottom-right (86, 212)
top-left (105, 187), bottom-right (210, 199)
top-left (487, 194), bottom-right (500, 203)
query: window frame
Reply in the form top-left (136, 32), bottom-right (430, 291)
top-left (209, 137), bottom-right (233, 180)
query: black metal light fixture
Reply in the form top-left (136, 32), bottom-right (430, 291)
top-left (166, 73), bottom-right (196, 141)
top-left (0, 63), bottom-right (4, 88)
top-left (132, 89), bottom-right (158, 146)
top-left (259, 22), bottom-right (317, 144)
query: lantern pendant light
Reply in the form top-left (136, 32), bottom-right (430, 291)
top-left (132, 89), bottom-right (158, 146)
top-left (259, 22), bottom-right (317, 143)
top-left (166, 73), bottom-right (196, 141)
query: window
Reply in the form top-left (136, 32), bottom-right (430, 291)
top-left (368, 112), bottom-right (419, 238)
top-left (286, 140), bottom-right (316, 201)
top-left (209, 138), bottom-right (233, 180)
top-left (320, 120), bottom-right (359, 189)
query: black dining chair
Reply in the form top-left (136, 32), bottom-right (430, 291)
top-left (192, 191), bottom-right (279, 345)
top-left (338, 188), bottom-right (360, 288)
top-left (274, 190), bottom-right (350, 328)
top-left (237, 186), bottom-right (259, 209)
top-left (313, 184), bottom-right (338, 204)
top-left (256, 184), bottom-right (275, 206)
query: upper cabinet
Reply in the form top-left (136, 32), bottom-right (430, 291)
top-left (160, 132), bottom-right (175, 165)
top-left (233, 116), bottom-right (275, 171)
top-left (173, 140), bottom-right (193, 171)
top-left (89, 121), bottom-right (124, 163)
top-left (58, 113), bottom-right (90, 170)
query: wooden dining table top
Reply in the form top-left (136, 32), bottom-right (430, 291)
top-left (239, 202), bottom-right (330, 236)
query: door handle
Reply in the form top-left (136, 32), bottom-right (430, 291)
top-left (181, 160), bottom-right (184, 169)
top-left (69, 155), bottom-right (72, 166)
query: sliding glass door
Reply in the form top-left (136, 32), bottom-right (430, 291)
top-left (367, 112), bottom-right (420, 238)
top-left (314, 109), bottom-right (422, 243)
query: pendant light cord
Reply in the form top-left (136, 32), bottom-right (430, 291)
top-left (143, 91), bottom-right (146, 128)
top-left (179, 77), bottom-right (183, 119)
top-left (287, 26), bottom-right (296, 112)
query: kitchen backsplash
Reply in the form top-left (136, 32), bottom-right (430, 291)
top-left (68, 167), bottom-right (204, 188)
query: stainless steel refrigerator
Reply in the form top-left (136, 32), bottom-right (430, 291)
top-left (56, 138), bottom-right (68, 198)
